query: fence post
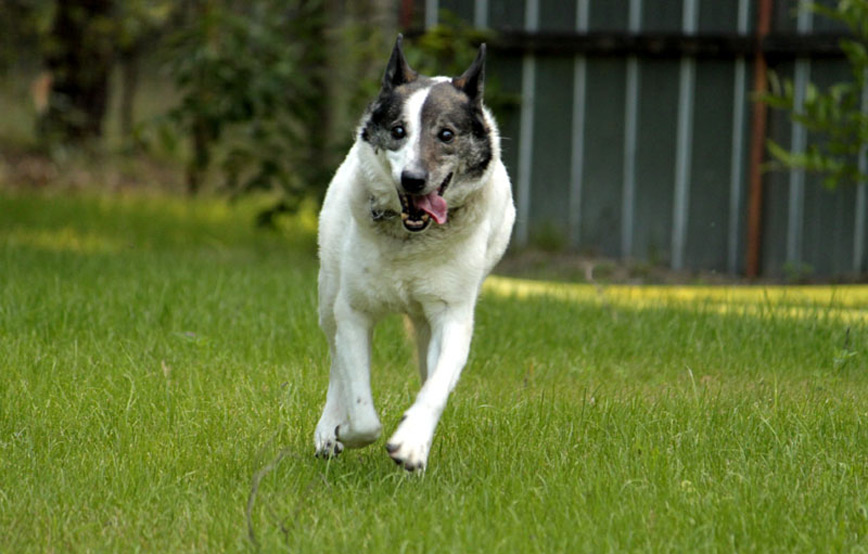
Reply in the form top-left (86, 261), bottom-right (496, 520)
top-left (745, 0), bottom-right (773, 278)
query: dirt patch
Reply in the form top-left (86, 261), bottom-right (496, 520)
top-left (0, 144), bottom-right (184, 192)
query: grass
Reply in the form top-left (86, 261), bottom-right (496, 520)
top-left (1, 189), bottom-right (867, 552)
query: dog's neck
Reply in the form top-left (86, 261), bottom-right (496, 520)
top-left (369, 197), bottom-right (399, 222)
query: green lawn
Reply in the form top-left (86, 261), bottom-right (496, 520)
top-left (1, 190), bottom-right (867, 552)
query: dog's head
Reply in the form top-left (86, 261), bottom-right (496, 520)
top-left (359, 35), bottom-right (494, 233)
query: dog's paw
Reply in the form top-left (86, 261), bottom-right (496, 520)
top-left (315, 418), bottom-right (382, 458)
top-left (385, 414), bottom-right (434, 472)
top-left (314, 425), bottom-right (344, 459)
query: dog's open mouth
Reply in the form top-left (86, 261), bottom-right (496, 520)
top-left (399, 172), bottom-right (452, 232)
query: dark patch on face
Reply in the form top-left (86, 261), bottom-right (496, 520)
top-left (360, 78), bottom-right (434, 151)
top-left (419, 83), bottom-right (492, 179)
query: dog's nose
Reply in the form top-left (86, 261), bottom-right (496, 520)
top-left (400, 169), bottom-right (427, 193)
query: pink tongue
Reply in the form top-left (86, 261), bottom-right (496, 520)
top-left (413, 193), bottom-right (448, 224)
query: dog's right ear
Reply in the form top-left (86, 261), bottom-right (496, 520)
top-left (382, 34), bottom-right (418, 91)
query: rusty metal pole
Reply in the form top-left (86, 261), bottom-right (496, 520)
top-left (745, 0), bottom-right (773, 278)
top-left (400, 0), bottom-right (414, 29)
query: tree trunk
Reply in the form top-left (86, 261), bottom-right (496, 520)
top-left (186, 115), bottom-right (211, 195)
top-left (119, 46), bottom-right (140, 141)
top-left (321, 0), bottom-right (397, 194)
top-left (39, 0), bottom-right (115, 146)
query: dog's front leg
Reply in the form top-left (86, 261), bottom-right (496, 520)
top-left (386, 306), bottom-right (474, 471)
top-left (315, 297), bottom-right (382, 457)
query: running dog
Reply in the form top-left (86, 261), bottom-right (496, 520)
top-left (314, 35), bottom-right (515, 471)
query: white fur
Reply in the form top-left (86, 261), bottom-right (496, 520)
top-left (314, 80), bottom-right (515, 471)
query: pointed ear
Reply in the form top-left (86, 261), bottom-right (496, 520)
top-left (452, 43), bottom-right (486, 106)
top-left (382, 34), bottom-right (418, 91)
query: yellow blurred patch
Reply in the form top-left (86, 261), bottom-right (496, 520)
top-left (484, 276), bottom-right (868, 324)
top-left (6, 227), bottom-right (123, 254)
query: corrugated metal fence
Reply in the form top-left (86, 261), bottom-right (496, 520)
top-left (420, 0), bottom-right (866, 278)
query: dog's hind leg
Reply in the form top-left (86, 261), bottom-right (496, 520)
top-left (387, 304), bottom-right (474, 471)
top-left (409, 315), bottom-right (432, 384)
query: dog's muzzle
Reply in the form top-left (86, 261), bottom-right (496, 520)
top-left (398, 172), bottom-right (452, 232)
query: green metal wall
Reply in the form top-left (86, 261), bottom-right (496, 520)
top-left (424, 0), bottom-right (867, 278)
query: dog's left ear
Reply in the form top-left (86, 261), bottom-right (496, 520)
top-left (452, 43), bottom-right (486, 106)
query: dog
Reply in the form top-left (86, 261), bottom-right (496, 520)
top-left (314, 35), bottom-right (515, 471)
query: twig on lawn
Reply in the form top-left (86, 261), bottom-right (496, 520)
top-left (246, 445), bottom-right (331, 551)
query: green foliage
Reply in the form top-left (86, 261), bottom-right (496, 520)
top-left (37, 0), bottom-right (116, 145)
top-left (405, 15), bottom-right (493, 78)
top-left (0, 0), bottom-right (54, 73)
top-left (764, 0), bottom-right (868, 189)
top-left (112, 0), bottom-right (173, 52)
top-left (406, 16), bottom-right (520, 118)
top-left (160, 0), bottom-right (326, 198)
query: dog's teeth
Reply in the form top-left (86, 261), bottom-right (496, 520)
top-left (401, 213), bottom-right (408, 221)
top-left (421, 213), bottom-right (429, 222)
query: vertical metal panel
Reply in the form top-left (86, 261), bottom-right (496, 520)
top-left (529, 57), bottom-right (575, 242)
top-left (802, 185), bottom-right (856, 275)
top-left (633, 59), bottom-right (678, 263)
top-left (515, 0), bottom-right (539, 246)
top-left (489, 54), bottom-right (523, 195)
top-left (671, 0), bottom-right (698, 270)
top-left (642, 0), bottom-right (683, 32)
top-left (488, 0), bottom-right (526, 30)
top-left (588, 0), bottom-right (630, 31)
top-left (425, 0), bottom-right (439, 28)
top-left (439, 0), bottom-right (474, 22)
top-left (761, 61), bottom-right (795, 278)
top-left (475, 0), bottom-right (489, 27)
top-left (622, 60), bottom-right (639, 258)
top-left (581, 57), bottom-right (627, 256)
top-left (727, 0), bottom-right (750, 274)
top-left (539, 0), bottom-right (576, 32)
top-left (621, 0), bottom-right (642, 258)
top-left (785, 6), bottom-right (812, 267)
top-left (800, 59), bottom-right (855, 275)
top-left (688, 60), bottom-right (737, 272)
top-left (856, 67), bottom-right (868, 272)
top-left (569, 0), bottom-right (590, 247)
top-left (698, 0), bottom-right (741, 33)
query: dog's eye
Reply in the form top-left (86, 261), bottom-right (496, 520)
top-left (438, 128), bottom-right (455, 143)
top-left (391, 125), bottom-right (406, 140)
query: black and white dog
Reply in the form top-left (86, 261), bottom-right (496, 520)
top-left (314, 35), bottom-right (515, 471)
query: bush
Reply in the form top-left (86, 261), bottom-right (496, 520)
top-left (764, 0), bottom-right (868, 190)
top-left (161, 0), bottom-right (326, 200)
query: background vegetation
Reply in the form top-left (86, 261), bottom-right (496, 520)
top-left (0, 0), bottom-right (503, 212)
top-left (765, 0), bottom-right (868, 190)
